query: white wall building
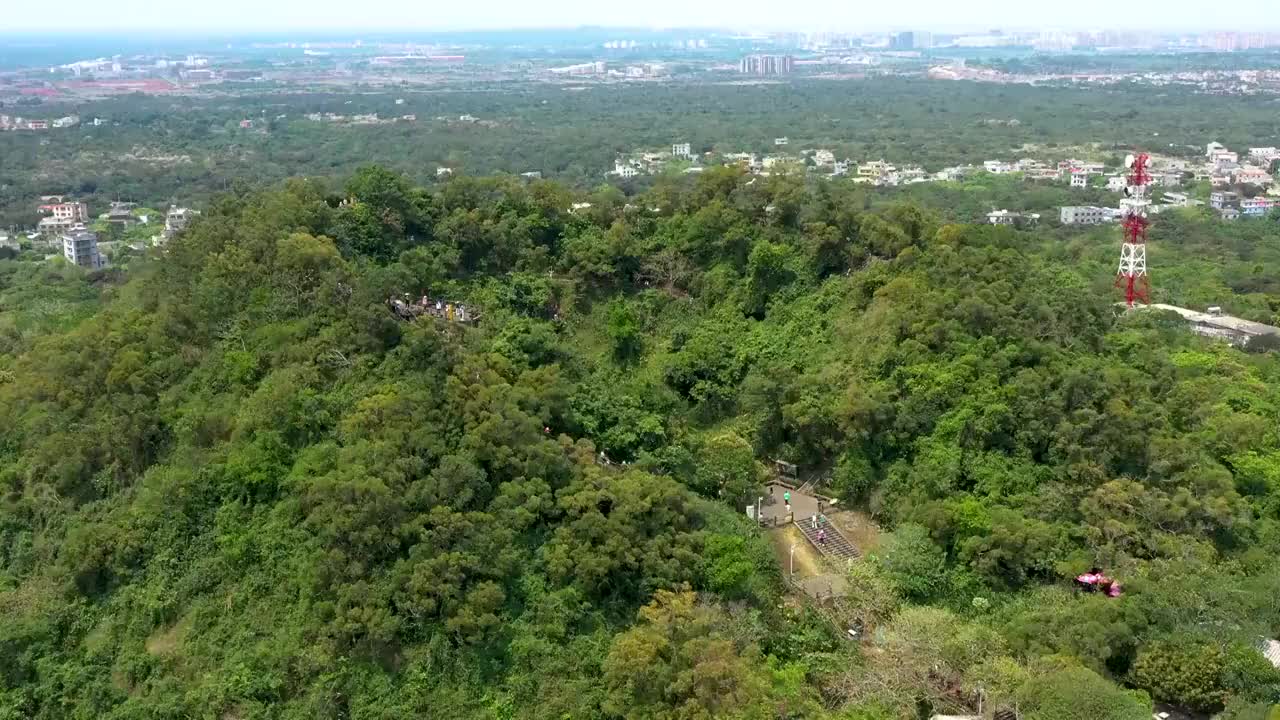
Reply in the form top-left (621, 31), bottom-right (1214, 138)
top-left (671, 143), bottom-right (692, 159)
top-left (987, 209), bottom-right (1039, 226)
top-left (1060, 206), bottom-right (1113, 225)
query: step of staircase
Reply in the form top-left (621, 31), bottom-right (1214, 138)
top-left (794, 518), bottom-right (859, 561)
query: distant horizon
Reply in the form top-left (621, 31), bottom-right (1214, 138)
top-left (5, 24), bottom-right (1280, 39)
top-left (4, 0), bottom-right (1280, 36)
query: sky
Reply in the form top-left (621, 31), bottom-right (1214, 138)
top-left (2, 0), bottom-right (1276, 33)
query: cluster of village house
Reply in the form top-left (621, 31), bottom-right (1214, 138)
top-left (0, 114), bottom-right (80, 131)
top-left (607, 140), bottom-right (1280, 226)
top-left (0, 196), bottom-right (196, 269)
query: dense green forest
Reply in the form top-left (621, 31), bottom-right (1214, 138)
top-left (5, 77), bottom-right (1280, 225)
top-left (2, 166), bottom-right (1280, 719)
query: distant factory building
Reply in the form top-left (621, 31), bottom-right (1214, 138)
top-left (549, 62), bottom-right (606, 76)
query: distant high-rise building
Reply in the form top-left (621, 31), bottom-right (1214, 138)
top-left (1212, 32), bottom-right (1239, 52)
top-left (890, 32), bottom-right (915, 50)
top-left (738, 54), bottom-right (794, 75)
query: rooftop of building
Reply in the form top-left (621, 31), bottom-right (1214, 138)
top-left (1146, 303), bottom-right (1280, 337)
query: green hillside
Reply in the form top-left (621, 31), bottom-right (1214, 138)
top-left (1, 167), bottom-right (1279, 719)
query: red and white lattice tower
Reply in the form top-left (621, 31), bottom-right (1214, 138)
top-left (1116, 153), bottom-right (1152, 306)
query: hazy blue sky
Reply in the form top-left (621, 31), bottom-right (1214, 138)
top-left (3, 0), bottom-right (1272, 32)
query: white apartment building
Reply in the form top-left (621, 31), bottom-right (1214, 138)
top-left (1070, 172), bottom-right (1089, 188)
top-left (983, 160), bottom-right (1013, 174)
top-left (672, 143), bottom-right (692, 159)
top-left (613, 162), bottom-right (640, 179)
top-left (813, 149), bottom-right (836, 166)
top-left (1107, 175), bottom-right (1127, 192)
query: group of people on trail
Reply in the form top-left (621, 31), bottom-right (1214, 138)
top-left (810, 512), bottom-right (828, 544)
top-left (1075, 567), bottom-right (1122, 597)
top-left (387, 293), bottom-right (477, 324)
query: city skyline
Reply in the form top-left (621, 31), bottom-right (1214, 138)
top-left (4, 0), bottom-right (1280, 34)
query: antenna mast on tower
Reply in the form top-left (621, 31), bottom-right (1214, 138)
top-left (1116, 152), bottom-right (1152, 306)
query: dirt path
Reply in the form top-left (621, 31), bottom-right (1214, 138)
top-left (767, 524), bottom-right (826, 579)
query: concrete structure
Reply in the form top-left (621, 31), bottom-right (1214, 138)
top-left (612, 162), bottom-right (640, 179)
top-left (1060, 206), bottom-right (1113, 225)
top-left (105, 201), bottom-right (137, 225)
top-left (1161, 192), bottom-right (1198, 207)
top-left (1107, 175), bottom-right (1128, 192)
top-left (671, 142), bottom-right (692, 159)
top-left (61, 226), bottom-right (103, 269)
top-left (1070, 172), bottom-right (1089, 188)
top-left (774, 137), bottom-right (789, 146)
top-left (813, 149), bottom-right (835, 166)
top-left (1211, 150), bottom-right (1239, 167)
top-left (1221, 208), bottom-right (1241, 221)
top-left (162, 206), bottom-right (195, 242)
top-left (1211, 191), bottom-right (1239, 209)
top-left (1143, 304), bottom-right (1279, 347)
top-left (983, 160), bottom-right (1013, 174)
top-left (858, 160), bottom-right (892, 180)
